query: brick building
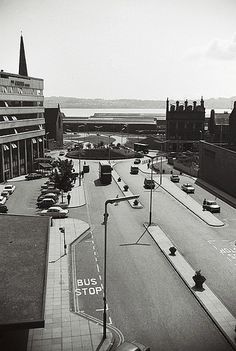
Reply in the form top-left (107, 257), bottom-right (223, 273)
top-left (166, 97), bottom-right (205, 152)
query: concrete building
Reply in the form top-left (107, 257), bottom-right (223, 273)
top-left (207, 110), bottom-right (229, 144)
top-left (44, 105), bottom-right (64, 149)
top-left (0, 35), bottom-right (45, 182)
top-left (198, 141), bottom-right (236, 199)
top-left (166, 98), bottom-right (205, 152)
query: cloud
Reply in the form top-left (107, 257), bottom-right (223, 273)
top-left (206, 35), bottom-right (236, 60)
top-left (185, 34), bottom-right (236, 61)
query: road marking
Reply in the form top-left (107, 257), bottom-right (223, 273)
top-left (109, 317), bottom-right (112, 324)
top-left (96, 264), bottom-right (100, 273)
top-left (99, 274), bottom-right (102, 281)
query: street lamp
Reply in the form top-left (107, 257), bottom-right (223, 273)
top-left (145, 155), bottom-right (157, 226)
top-left (108, 135), bottom-right (111, 164)
top-left (78, 124), bottom-right (86, 143)
top-left (59, 227), bottom-right (67, 255)
top-left (102, 194), bottom-right (139, 340)
top-left (95, 125), bottom-right (103, 146)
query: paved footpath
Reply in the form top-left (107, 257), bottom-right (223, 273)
top-left (26, 179), bottom-right (114, 351)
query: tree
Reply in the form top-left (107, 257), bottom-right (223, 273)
top-left (51, 159), bottom-right (74, 202)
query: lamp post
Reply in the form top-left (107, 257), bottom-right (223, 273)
top-left (95, 125), bottom-right (103, 146)
top-left (78, 124), bottom-right (86, 143)
top-left (102, 194), bottom-right (139, 340)
top-left (108, 135), bottom-right (111, 164)
top-left (145, 155), bottom-right (157, 226)
top-left (59, 227), bottom-right (67, 255)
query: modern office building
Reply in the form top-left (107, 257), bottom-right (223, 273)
top-left (0, 35), bottom-right (45, 182)
top-left (166, 98), bottom-right (205, 152)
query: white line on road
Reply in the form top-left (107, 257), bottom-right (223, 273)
top-left (213, 246), bottom-right (217, 249)
top-left (99, 274), bottom-right (102, 281)
top-left (109, 317), bottom-right (112, 324)
top-left (96, 264), bottom-right (100, 272)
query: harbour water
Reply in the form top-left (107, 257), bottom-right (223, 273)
top-left (61, 108), bottom-right (231, 119)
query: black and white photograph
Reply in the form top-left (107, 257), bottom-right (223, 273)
top-left (0, 1), bottom-right (236, 350)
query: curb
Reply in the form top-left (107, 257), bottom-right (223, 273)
top-left (112, 168), bottom-right (143, 209)
top-left (146, 224), bottom-right (236, 351)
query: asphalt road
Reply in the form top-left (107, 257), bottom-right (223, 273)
top-left (5, 157), bottom-right (236, 350)
top-left (72, 160), bottom-right (234, 351)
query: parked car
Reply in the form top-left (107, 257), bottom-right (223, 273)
top-left (181, 183), bottom-right (195, 194)
top-left (203, 200), bottom-right (220, 213)
top-left (3, 184), bottom-right (16, 194)
top-left (0, 195), bottom-right (7, 205)
top-left (59, 151), bottom-right (65, 156)
top-left (38, 198), bottom-right (56, 209)
top-left (1, 190), bottom-right (10, 199)
top-left (170, 174), bottom-right (180, 183)
top-left (134, 158), bottom-right (141, 164)
top-left (41, 188), bottom-right (61, 195)
top-left (25, 173), bottom-right (43, 180)
top-left (41, 184), bottom-right (49, 190)
top-left (116, 341), bottom-right (150, 351)
top-left (144, 178), bottom-right (155, 189)
top-left (40, 206), bottom-right (69, 218)
top-left (37, 193), bottom-right (58, 203)
top-left (0, 205), bottom-right (8, 213)
top-left (130, 166), bottom-right (139, 174)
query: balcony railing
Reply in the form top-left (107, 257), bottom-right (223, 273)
top-left (0, 130), bottom-right (45, 143)
top-left (0, 107), bottom-right (44, 115)
top-left (0, 117), bottom-right (45, 130)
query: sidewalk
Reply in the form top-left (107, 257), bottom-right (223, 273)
top-left (27, 181), bottom-right (114, 351)
top-left (138, 160), bottom-right (224, 227)
top-left (147, 224), bottom-right (236, 350)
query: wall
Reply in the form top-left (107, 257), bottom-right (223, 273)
top-left (198, 141), bottom-right (236, 197)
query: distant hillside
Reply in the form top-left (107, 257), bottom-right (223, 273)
top-left (44, 96), bottom-right (236, 109)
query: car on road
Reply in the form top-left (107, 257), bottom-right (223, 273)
top-left (144, 178), bottom-right (155, 189)
top-left (170, 174), bottom-right (180, 183)
top-left (181, 183), bottom-right (195, 194)
top-left (25, 173), bottom-right (43, 180)
top-left (59, 151), bottom-right (65, 156)
top-left (1, 190), bottom-right (10, 199)
top-left (37, 192), bottom-right (58, 202)
top-left (39, 206), bottom-right (69, 218)
top-left (41, 188), bottom-right (61, 195)
top-left (203, 200), bottom-right (220, 213)
top-left (0, 195), bottom-right (7, 205)
top-left (37, 198), bottom-right (56, 209)
top-left (134, 158), bottom-right (141, 164)
top-left (3, 184), bottom-right (16, 194)
top-left (130, 166), bottom-right (139, 174)
top-left (116, 341), bottom-right (150, 351)
top-left (0, 205), bottom-right (8, 213)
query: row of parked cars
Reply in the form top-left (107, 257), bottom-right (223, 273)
top-left (37, 180), bottom-right (69, 218)
top-left (0, 184), bottom-right (16, 213)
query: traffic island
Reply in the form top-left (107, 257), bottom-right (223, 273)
top-left (112, 168), bottom-right (143, 209)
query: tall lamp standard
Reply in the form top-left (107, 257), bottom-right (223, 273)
top-left (102, 194), bottom-right (139, 340)
top-left (95, 125), bottom-right (103, 146)
top-left (108, 135), bottom-right (111, 164)
top-left (145, 155), bottom-right (157, 226)
top-left (78, 124), bottom-right (86, 143)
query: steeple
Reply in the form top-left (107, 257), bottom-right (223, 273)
top-left (18, 33), bottom-right (28, 76)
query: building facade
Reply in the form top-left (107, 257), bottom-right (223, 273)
top-left (44, 105), bottom-right (64, 149)
top-left (166, 98), bottom-right (205, 152)
top-left (0, 36), bottom-right (45, 182)
top-left (207, 110), bottom-right (229, 144)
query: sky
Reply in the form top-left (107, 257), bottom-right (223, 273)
top-left (1, 0), bottom-right (236, 100)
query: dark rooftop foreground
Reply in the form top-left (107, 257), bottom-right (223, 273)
top-left (0, 214), bottom-right (50, 330)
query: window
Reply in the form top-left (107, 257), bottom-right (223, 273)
top-left (2, 87), bottom-right (7, 93)
top-left (32, 138), bottom-right (37, 144)
top-left (11, 143), bottom-right (17, 149)
top-left (3, 144), bottom-right (9, 151)
top-left (14, 129), bottom-right (18, 134)
top-left (17, 88), bottom-right (23, 94)
top-left (11, 116), bottom-right (17, 121)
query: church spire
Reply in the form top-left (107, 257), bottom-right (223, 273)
top-left (18, 33), bottom-right (28, 76)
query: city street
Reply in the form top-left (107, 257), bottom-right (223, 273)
top-left (5, 156), bottom-right (236, 350)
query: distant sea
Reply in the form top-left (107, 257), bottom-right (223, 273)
top-left (61, 108), bottom-right (231, 119)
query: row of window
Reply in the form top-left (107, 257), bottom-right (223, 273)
top-left (2, 138), bottom-right (44, 151)
top-left (1, 86), bottom-right (42, 96)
